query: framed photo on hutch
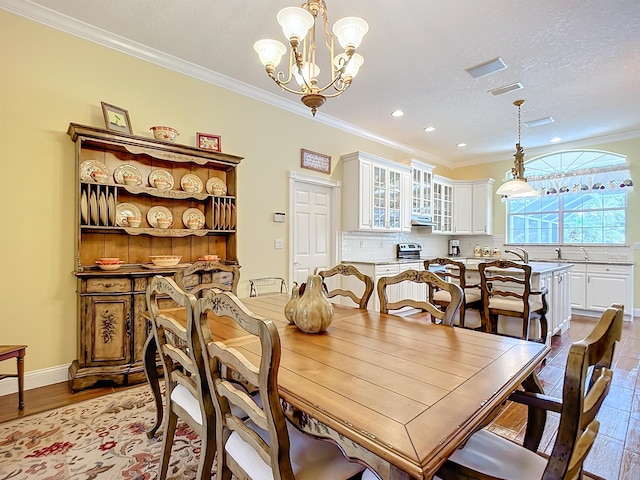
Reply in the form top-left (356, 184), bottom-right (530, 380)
top-left (196, 132), bottom-right (222, 152)
top-left (101, 102), bottom-right (132, 134)
top-left (301, 148), bottom-right (331, 174)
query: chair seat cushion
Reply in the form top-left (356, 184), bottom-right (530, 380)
top-left (488, 296), bottom-right (543, 313)
top-left (171, 384), bottom-right (202, 425)
top-left (447, 429), bottom-right (546, 480)
top-left (225, 420), bottom-right (364, 480)
top-left (433, 288), bottom-right (481, 305)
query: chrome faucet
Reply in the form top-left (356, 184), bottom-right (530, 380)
top-left (555, 247), bottom-right (562, 260)
top-left (579, 247), bottom-right (589, 261)
top-left (504, 247), bottom-right (529, 263)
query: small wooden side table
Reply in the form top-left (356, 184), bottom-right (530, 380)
top-left (0, 345), bottom-right (27, 410)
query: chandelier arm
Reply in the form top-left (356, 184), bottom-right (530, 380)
top-left (272, 79), bottom-right (308, 96)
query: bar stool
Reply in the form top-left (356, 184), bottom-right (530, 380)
top-left (0, 345), bottom-right (27, 410)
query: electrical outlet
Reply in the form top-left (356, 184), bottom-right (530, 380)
top-left (633, 242), bottom-right (640, 250)
top-left (274, 239), bottom-right (284, 249)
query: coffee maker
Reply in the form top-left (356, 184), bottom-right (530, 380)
top-left (448, 239), bottom-right (461, 257)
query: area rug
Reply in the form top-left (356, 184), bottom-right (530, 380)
top-left (0, 384), bottom-right (204, 480)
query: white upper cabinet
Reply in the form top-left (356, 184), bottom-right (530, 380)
top-left (342, 151), bottom-right (411, 232)
top-left (453, 178), bottom-right (494, 235)
top-left (400, 158), bottom-right (434, 217)
top-left (432, 175), bottom-right (454, 234)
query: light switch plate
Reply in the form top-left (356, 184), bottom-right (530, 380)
top-left (274, 239), bottom-right (284, 249)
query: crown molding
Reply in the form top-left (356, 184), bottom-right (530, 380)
top-left (1, 0), bottom-right (446, 166)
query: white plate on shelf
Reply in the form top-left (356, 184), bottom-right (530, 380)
top-left (115, 202), bottom-right (142, 226)
top-left (99, 191), bottom-right (108, 225)
top-left (182, 208), bottom-right (205, 229)
top-left (180, 173), bottom-right (204, 193)
top-left (113, 164), bottom-right (143, 185)
top-left (90, 191), bottom-right (98, 225)
top-left (147, 205), bottom-right (173, 228)
top-left (108, 192), bottom-right (115, 225)
top-left (206, 177), bottom-right (227, 196)
top-left (80, 160), bottom-right (109, 182)
top-left (148, 169), bottom-right (174, 189)
top-left (81, 190), bottom-right (88, 224)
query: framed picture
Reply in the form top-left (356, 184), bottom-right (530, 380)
top-left (301, 149), bottom-right (331, 174)
top-left (196, 132), bottom-right (222, 152)
top-left (101, 102), bottom-right (132, 134)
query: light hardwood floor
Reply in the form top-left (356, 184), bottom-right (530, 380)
top-left (0, 314), bottom-right (637, 478)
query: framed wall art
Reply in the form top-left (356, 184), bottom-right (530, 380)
top-left (101, 102), bottom-right (132, 134)
top-left (196, 132), bottom-right (222, 152)
top-left (301, 148), bottom-right (331, 174)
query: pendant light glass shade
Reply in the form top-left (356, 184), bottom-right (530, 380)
top-left (277, 7), bottom-right (314, 41)
top-left (253, 39), bottom-right (287, 68)
top-left (333, 53), bottom-right (364, 79)
top-left (496, 179), bottom-right (540, 197)
top-left (332, 17), bottom-right (369, 49)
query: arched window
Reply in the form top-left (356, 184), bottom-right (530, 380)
top-left (506, 150), bottom-right (633, 245)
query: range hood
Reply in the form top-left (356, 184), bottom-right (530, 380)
top-left (411, 214), bottom-right (435, 226)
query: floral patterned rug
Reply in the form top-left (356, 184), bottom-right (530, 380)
top-left (0, 384), bottom-right (204, 480)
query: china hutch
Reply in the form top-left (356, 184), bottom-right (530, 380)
top-left (68, 123), bottom-right (242, 391)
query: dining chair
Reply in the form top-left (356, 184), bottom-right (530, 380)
top-left (377, 269), bottom-right (463, 326)
top-left (248, 277), bottom-right (288, 297)
top-left (317, 263), bottom-right (374, 309)
top-left (146, 275), bottom-right (216, 480)
top-left (174, 260), bottom-right (240, 297)
top-left (194, 289), bottom-right (366, 480)
top-left (424, 258), bottom-right (483, 329)
top-left (479, 259), bottom-right (548, 343)
top-left (0, 345), bottom-right (27, 410)
top-left (436, 303), bottom-right (623, 480)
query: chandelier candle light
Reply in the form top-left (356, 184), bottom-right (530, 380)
top-left (254, 1), bottom-right (368, 116)
top-left (496, 100), bottom-right (541, 198)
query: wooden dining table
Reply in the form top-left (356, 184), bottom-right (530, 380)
top-left (143, 294), bottom-right (549, 480)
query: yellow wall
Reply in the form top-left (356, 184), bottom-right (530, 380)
top-left (1, 10), bottom-right (637, 375)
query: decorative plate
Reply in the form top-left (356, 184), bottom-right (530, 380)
top-left (213, 202), bottom-right (220, 229)
top-left (230, 203), bottom-right (236, 229)
top-left (108, 192), bottom-right (116, 225)
top-left (148, 169), bottom-right (174, 189)
top-left (90, 191), bottom-right (98, 225)
top-left (80, 160), bottom-right (109, 182)
top-left (182, 208), bottom-right (205, 229)
top-left (206, 177), bottom-right (227, 196)
top-left (147, 206), bottom-right (173, 228)
top-left (113, 164), bottom-right (143, 185)
top-left (115, 202), bottom-right (142, 226)
top-left (180, 173), bottom-right (204, 193)
top-left (99, 191), bottom-right (108, 226)
top-left (219, 201), bottom-right (226, 229)
top-left (81, 190), bottom-right (88, 224)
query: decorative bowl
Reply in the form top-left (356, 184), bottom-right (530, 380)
top-left (150, 126), bottom-right (179, 142)
top-left (199, 254), bottom-right (220, 262)
top-left (149, 255), bottom-right (182, 267)
top-left (96, 259), bottom-right (124, 271)
top-left (98, 257), bottom-right (122, 264)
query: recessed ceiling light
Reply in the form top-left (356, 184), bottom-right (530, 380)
top-left (424, 126), bottom-right (435, 132)
top-left (550, 137), bottom-right (562, 143)
top-left (465, 57), bottom-right (507, 78)
top-left (391, 110), bottom-right (404, 117)
top-left (488, 82), bottom-right (523, 96)
top-left (525, 117), bottom-right (555, 128)
top-left (457, 143), bottom-right (467, 148)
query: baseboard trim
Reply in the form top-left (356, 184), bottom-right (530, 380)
top-left (0, 364), bottom-right (69, 396)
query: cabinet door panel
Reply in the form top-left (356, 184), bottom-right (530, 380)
top-left (587, 274), bottom-right (631, 313)
top-left (86, 295), bottom-right (132, 365)
top-left (453, 184), bottom-right (472, 234)
top-left (570, 271), bottom-right (587, 309)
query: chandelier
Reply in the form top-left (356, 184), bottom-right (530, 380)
top-left (495, 100), bottom-right (541, 198)
top-left (253, 1), bottom-right (368, 116)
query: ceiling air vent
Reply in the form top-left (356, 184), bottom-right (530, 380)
top-left (465, 57), bottom-right (507, 78)
top-left (488, 82), bottom-right (523, 96)
top-left (525, 117), bottom-right (555, 128)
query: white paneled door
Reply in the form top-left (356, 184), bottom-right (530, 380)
top-left (290, 173), bottom-right (339, 286)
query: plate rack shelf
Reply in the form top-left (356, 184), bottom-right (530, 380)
top-left (68, 123), bottom-right (242, 391)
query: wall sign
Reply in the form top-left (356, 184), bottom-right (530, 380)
top-left (301, 149), bottom-right (331, 174)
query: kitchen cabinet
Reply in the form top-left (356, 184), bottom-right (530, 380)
top-left (68, 123), bottom-right (243, 391)
top-left (400, 158), bottom-right (434, 217)
top-left (453, 179), bottom-right (494, 235)
top-left (342, 151), bottom-right (411, 232)
top-left (570, 264), bottom-right (587, 309)
top-left (432, 176), bottom-right (453, 234)
top-left (585, 264), bottom-right (634, 318)
top-left (551, 268), bottom-right (572, 335)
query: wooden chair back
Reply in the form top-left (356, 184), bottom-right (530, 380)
top-left (317, 264), bottom-right (374, 309)
top-left (174, 261), bottom-right (240, 297)
top-left (424, 258), bottom-right (483, 329)
top-left (195, 290), bottom-right (296, 480)
top-left (377, 269), bottom-right (463, 326)
top-left (546, 304), bottom-right (623, 478)
top-left (479, 259), bottom-right (548, 342)
top-left (146, 275), bottom-right (216, 479)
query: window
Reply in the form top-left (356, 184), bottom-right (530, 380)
top-left (506, 150), bottom-right (632, 245)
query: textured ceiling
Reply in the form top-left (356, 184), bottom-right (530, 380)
top-left (6, 0), bottom-right (640, 167)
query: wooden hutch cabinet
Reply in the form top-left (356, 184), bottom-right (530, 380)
top-left (68, 123), bottom-right (242, 391)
